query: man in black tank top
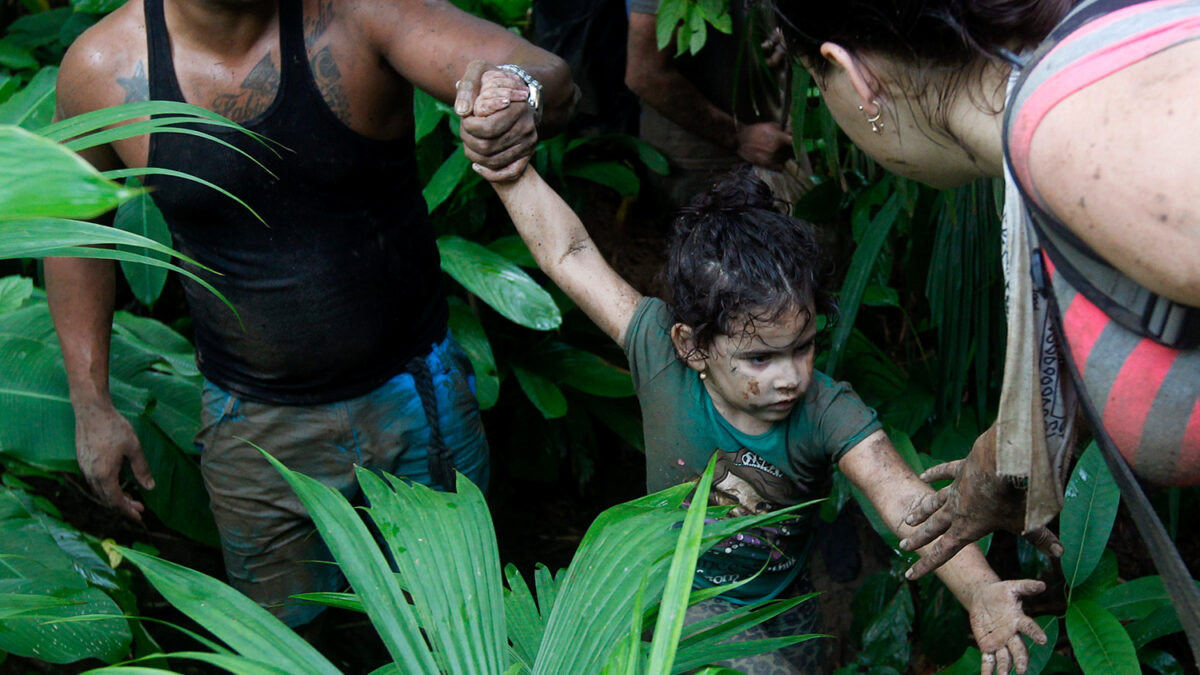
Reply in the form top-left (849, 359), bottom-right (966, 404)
top-left (46, 0), bottom-right (576, 628)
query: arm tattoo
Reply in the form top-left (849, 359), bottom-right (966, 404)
top-left (211, 52), bottom-right (280, 121)
top-left (311, 45), bottom-right (350, 122)
top-left (117, 61), bottom-right (149, 103)
top-left (304, 0), bottom-right (335, 47)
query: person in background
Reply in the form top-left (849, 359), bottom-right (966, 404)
top-left (626, 0), bottom-right (809, 209)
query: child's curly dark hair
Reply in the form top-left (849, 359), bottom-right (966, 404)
top-left (665, 167), bottom-right (835, 358)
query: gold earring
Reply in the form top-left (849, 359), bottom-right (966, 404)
top-left (859, 99), bottom-right (884, 134)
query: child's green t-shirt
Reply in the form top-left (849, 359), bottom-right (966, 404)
top-left (623, 297), bottom-right (881, 603)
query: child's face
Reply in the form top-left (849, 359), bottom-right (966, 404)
top-left (675, 304), bottom-right (818, 436)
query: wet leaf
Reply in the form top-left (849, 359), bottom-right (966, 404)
top-left (112, 178), bottom-right (170, 306)
top-left (1065, 599), bottom-right (1138, 675)
top-left (1060, 443), bottom-right (1120, 592)
top-left (438, 235), bottom-right (561, 330)
top-left (514, 365), bottom-right (567, 419)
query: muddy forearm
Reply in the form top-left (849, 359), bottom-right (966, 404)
top-left (842, 431), bottom-right (996, 610)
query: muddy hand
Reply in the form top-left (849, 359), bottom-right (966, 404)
top-left (735, 121), bottom-right (792, 171)
top-left (457, 60), bottom-right (538, 182)
top-left (899, 425), bottom-right (1063, 580)
top-left (74, 401), bottom-right (154, 522)
top-left (468, 69), bottom-right (528, 117)
top-left (970, 579), bottom-right (1048, 675)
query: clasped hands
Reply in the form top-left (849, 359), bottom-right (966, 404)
top-left (455, 60), bottom-right (539, 182)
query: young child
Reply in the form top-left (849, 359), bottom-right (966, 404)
top-left (468, 68), bottom-right (1046, 675)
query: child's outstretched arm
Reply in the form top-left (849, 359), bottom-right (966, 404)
top-left (483, 167), bottom-right (644, 346)
top-left (839, 431), bottom-right (1048, 675)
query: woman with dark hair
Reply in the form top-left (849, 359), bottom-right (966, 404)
top-left (769, 0), bottom-right (1200, 599)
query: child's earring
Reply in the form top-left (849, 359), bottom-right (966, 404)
top-left (699, 368), bottom-right (709, 381)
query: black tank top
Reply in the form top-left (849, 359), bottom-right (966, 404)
top-left (143, 0), bottom-right (447, 405)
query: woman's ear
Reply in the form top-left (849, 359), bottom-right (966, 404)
top-left (670, 323), bottom-right (707, 373)
top-left (819, 42), bottom-right (882, 112)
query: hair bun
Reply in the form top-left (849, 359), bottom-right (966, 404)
top-left (679, 166), bottom-right (781, 219)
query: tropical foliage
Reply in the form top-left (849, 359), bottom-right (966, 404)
top-left (0, 0), bottom-right (1197, 673)
top-left (73, 455), bottom-right (820, 675)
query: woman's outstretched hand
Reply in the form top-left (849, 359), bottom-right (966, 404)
top-left (899, 425), bottom-right (1064, 580)
top-left (968, 578), bottom-right (1049, 675)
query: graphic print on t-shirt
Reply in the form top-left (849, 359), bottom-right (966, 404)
top-left (696, 448), bottom-right (809, 592)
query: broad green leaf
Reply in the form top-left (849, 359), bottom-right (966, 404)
top-left (0, 39), bottom-right (37, 70)
top-left (514, 365), bottom-right (567, 419)
top-left (0, 586), bottom-right (129, 663)
top-left (936, 646), bottom-right (982, 675)
top-left (1065, 599), bottom-right (1138, 675)
top-left (0, 332), bottom-right (148, 471)
top-left (262, 454), bottom-right (437, 673)
top-left (0, 489), bottom-right (131, 664)
top-left (0, 276), bottom-right (34, 314)
top-left (424, 146), bottom-right (472, 213)
top-left (859, 584), bottom-right (914, 670)
top-left (438, 235), bottom-right (561, 330)
top-left (131, 421), bottom-right (218, 547)
top-left (531, 342), bottom-right (633, 398)
top-left (6, 9), bottom-right (70, 50)
top-left (564, 161), bottom-right (639, 197)
top-left (487, 234), bottom-right (537, 268)
top-left (113, 178), bottom-right (170, 305)
top-left (0, 125), bottom-right (141, 221)
top-left (0, 75), bottom-right (21, 106)
top-left (0, 593), bottom-right (75, 620)
top-left (447, 297), bottom-right (499, 410)
top-left (118, 547), bottom-right (339, 675)
top-left (1138, 647), bottom-right (1184, 675)
top-left (655, 0), bottom-right (686, 50)
top-left (1127, 604), bottom-right (1185, 648)
top-left (359, 470), bottom-right (507, 675)
top-left (0, 66), bottom-right (56, 128)
top-left (1061, 442), bottom-right (1120, 592)
top-left (1025, 615), bottom-right (1059, 675)
top-left (413, 89), bottom-right (445, 142)
top-left (826, 193), bottom-right (901, 375)
top-left (112, 311), bottom-right (199, 378)
top-left (1097, 575), bottom-right (1185, 622)
top-left (1073, 548), bottom-right (1117, 600)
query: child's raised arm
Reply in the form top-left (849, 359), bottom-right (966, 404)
top-left (482, 167), bottom-right (644, 346)
top-left (839, 431), bottom-right (1048, 675)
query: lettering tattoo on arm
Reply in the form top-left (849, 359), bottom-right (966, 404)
top-left (117, 61), bottom-right (149, 103)
top-left (212, 52), bottom-right (280, 122)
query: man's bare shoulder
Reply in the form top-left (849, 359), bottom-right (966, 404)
top-left (58, 2), bottom-right (148, 117)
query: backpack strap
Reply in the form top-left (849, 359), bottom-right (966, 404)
top-left (1036, 251), bottom-right (1200, 668)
